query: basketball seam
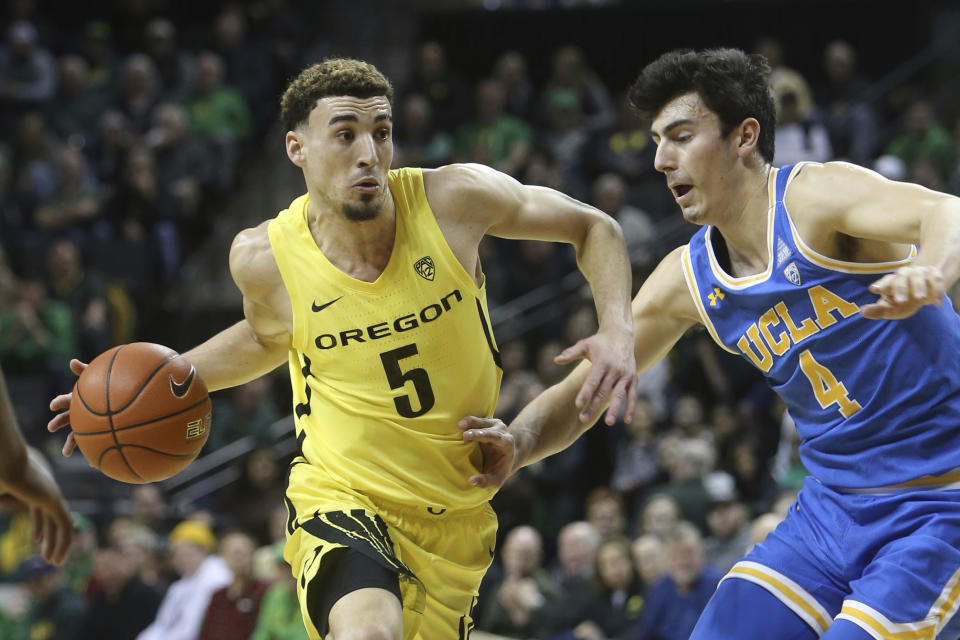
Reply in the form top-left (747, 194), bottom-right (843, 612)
top-left (96, 443), bottom-right (203, 462)
top-left (72, 397), bottom-right (210, 437)
top-left (105, 345), bottom-right (144, 482)
top-left (75, 351), bottom-right (181, 417)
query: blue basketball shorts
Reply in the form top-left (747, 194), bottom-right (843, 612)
top-left (694, 476), bottom-right (960, 639)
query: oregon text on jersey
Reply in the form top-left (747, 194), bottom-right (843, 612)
top-left (313, 289), bottom-right (464, 349)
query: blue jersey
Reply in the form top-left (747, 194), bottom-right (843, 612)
top-left (682, 162), bottom-right (960, 491)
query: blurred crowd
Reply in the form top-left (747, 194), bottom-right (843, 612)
top-left (2, 1), bottom-right (960, 639)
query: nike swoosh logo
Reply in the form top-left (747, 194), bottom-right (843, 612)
top-left (169, 366), bottom-right (196, 399)
top-left (312, 296), bottom-right (343, 312)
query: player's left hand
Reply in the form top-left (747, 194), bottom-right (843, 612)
top-left (459, 416), bottom-right (516, 490)
top-left (862, 265), bottom-right (944, 320)
top-left (0, 447), bottom-right (73, 566)
top-left (555, 326), bottom-right (637, 425)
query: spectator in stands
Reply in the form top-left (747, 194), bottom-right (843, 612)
top-left (116, 54), bottom-right (161, 135)
top-left (143, 18), bottom-right (194, 102)
top-left (454, 77), bottom-right (532, 177)
top-left (393, 93), bottom-right (453, 169)
top-left (17, 554), bottom-right (87, 640)
top-left (649, 438), bottom-right (714, 533)
top-left (129, 484), bottom-right (175, 539)
top-left (814, 40), bottom-right (878, 165)
top-left (493, 51), bottom-right (535, 122)
top-left (198, 530), bottom-right (268, 640)
top-left (208, 376), bottom-right (281, 452)
top-left (885, 98), bottom-right (955, 183)
top-left (539, 45), bottom-right (614, 134)
top-left (216, 448), bottom-right (285, 546)
top-left (567, 536), bottom-right (646, 640)
top-left (628, 522), bottom-right (722, 640)
top-left (78, 545), bottom-right (163, 640)
top-left (79, 21), bottom-right (122, 102)
top-left (637, 494), bottom-right (680, 540)
top-left (0, 278), bottom-right (74, 378)
top-left (212, 6), bottom-right (275, 135)
top-left (186, 51), bottom-right (252, 194)
top-left (611, 397), bottom-right (660, 507)
top-left (478, 525), bottom-right (562, 637)
top-left (48, 55), bottom-right (106, 142)
top-left (87, 110), bottom-right (132, 188)
top-left (406, 41), bottom-right (470, 134)
top-left (772, 85), bottom-right (833, 166)
top-left (585, 487), bottom-right (628, 541)
top-left (702, 473), bottom-right (752, 574)
top-left (591, 172), bottom-right (655, 266)
top-left (249, 544), bottom-right (306, 640)
top-left (136, 519), bottom-right (231, 640)
top-left (0, 21), bottom-right (56, 112)
top-left (631, 534), bottom-right (666, 588)
top-left (33, 146), bottom-right (101, 238)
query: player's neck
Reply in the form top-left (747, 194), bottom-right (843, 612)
top-left (714, 163), bottom-right (772, 272)
top-left (307, 192), bottom-right (397, 276)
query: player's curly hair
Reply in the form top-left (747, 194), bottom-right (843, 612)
top-left (628, 48), bottom-right (776, 163)
top-left (280, 58), bottom-right (394, 131)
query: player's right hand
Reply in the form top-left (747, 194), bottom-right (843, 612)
top-left (459, 416), bottom-right (516, 490)
top-left (0, 447), bottom-right (73, 565)
top-left (46, 359), bottom-right (87, 457)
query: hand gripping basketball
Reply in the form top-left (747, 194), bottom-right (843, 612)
top-left (48, 343), bottom-right (211, 483)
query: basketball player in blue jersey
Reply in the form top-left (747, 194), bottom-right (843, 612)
top-left (462, 48), bottom-right (960, 639)
top-left (47, 58), bottom-right (637, 639)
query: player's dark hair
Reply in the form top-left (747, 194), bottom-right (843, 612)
top-left (628, 48), bottom-right (776, 163)
top-left (280, 58), bottom-right (394, 132)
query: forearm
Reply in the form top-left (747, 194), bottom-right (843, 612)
top-left (0, 367), bottom-right (29, 481)
top-left (916, 197), bottom-right (960, 289)
top-left (509, 366), bottom-right (597, 471)
top-left (576, 217), bottom-right (632, 332)
top-left (183, 320), bottom-right (288, 392)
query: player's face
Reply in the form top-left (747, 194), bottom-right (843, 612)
top-left (297, 95), bottom-right (393, 221)
top-left (650, 92), bottom-right (740, 225)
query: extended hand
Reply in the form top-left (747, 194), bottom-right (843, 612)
top-left (459, 416), bottom-right (516, 490)
top-left (46, 359), bottom-right (87, 457)
top-left (862, 265), bottom-right (944, 320)
top-left (0, 447), bottom-right (72, 565)
top-left (555, 326), bottom-right (637, 425)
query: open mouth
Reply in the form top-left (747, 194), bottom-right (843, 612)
top-left (672, 184), bottom-right (693, 202)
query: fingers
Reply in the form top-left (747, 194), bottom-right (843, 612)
top-left (49, 392), bottom-right (72, 414)
top-left (575, 367), bottom-right (604, 416)
top-left (50, 502), bottom-right (73, 565)
top-left (47, 405), bottom-right (71, 432)
top-left (41, 512), bottom-right (55, 564)
top-left (62, 432), bottom-right (77, 458)
top-left (30, 506), bottom-right (42, 545)
top-left (622, 376), bottom-right (638, 425)
top-left (603, 377), bottom-right (632, 426)
top-left (69, 359), bottom-right (88, 376)
top-left (554, 340), bottom-right (587, 365)
top-left (866, 266), bottom-right (945, 319)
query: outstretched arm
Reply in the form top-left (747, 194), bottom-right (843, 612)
top-left (427, 163), bottom-right (636, 425)
top-left (0, 365), bottom-right (72, 565)
top-left (462, 248), bottom-right (697, 488)
top-left (48, 222), bottom-right (291, 455)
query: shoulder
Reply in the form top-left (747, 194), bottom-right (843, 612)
top-left (229, 220), bottom-right (282, 294)
top-left (785, 161), bottom-right (883, 218)
top-left (423, 163), bottom-right (520, 213)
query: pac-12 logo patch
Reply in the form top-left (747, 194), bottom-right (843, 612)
top-left (784, 262), bottom-right (802, 286)
top-left (414, 256), bottom-right (435, 281)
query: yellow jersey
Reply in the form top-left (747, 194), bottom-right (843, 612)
top-left (268, 168), bottom-right (502, 511)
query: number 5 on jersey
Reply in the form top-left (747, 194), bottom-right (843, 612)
top-left (380, 344), bottom-right (435, 418)
top-left (798, 349), bottom-right (862, 418)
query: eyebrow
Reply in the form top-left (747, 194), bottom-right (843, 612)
top-left (327, 113), bottom-right (393, 126)
top-left (651, 118), bottom-right (694, 139)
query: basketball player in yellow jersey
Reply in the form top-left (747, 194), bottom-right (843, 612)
top-left (48, 58), bottom-right (636, 639)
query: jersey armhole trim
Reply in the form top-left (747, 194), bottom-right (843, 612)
top-left (680, 246), bottom-right (738, 354)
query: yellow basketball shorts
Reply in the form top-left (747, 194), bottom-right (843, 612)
top-left (282, 463), bottom-right (498, 640)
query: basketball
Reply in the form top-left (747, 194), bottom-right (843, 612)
top-left (69, 342), bottom-right (212, 484)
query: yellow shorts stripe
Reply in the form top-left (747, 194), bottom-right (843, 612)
top-left (837, 601), bottom-right (937, 640)
top-left (723, 561), bottom-right (832, 634)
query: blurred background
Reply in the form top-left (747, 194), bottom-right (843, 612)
top-left (1, 0), bottom-right (959, 638)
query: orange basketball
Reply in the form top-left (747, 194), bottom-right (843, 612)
top-left (69, 342), bottom-right (212, 484)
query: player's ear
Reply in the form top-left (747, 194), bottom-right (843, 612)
top-left (735, 118), bottom-right (761, 158)
top-left (286, 130), bottom-right (306, 167)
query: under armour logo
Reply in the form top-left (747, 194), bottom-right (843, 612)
top-left (414, 256), bottom-right (435, 281)
top-left (708, 287), bottom-right (725, 307)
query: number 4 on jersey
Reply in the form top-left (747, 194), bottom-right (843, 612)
top-left (798, 350), bottom-right (862, 418)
